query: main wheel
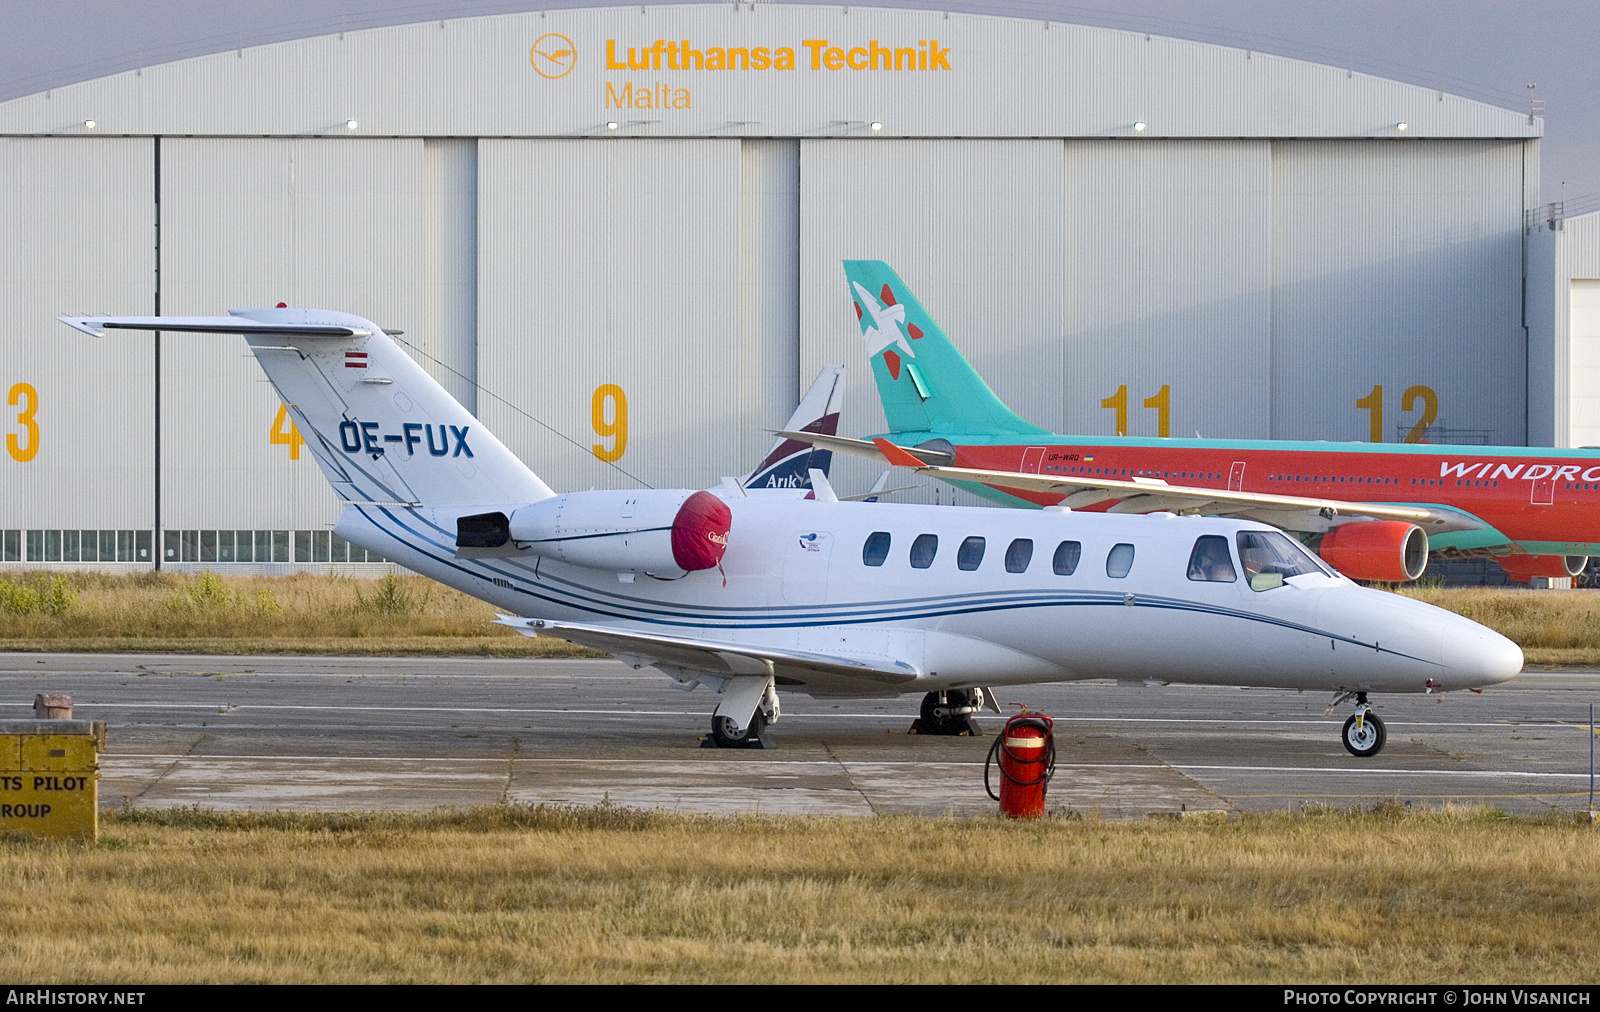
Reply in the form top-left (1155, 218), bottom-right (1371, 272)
top-left (710, 709), bottom-right (768, 749)
top-left (1341, 711), bottom-right (1386, 757)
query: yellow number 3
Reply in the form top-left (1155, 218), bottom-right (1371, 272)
top-left (591, 384), bottom-right (628, 462)
top-left (7, 382), bottom-right (38, 463)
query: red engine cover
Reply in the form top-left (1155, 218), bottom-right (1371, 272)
top-left (1496, 555), bottom-right (1584, 582)
top-left (670, 490), bottom-right (732, 571)
top-left (1319, 521), bottom-right (1428, 582)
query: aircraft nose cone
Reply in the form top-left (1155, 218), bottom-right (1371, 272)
top-left (1439, 616), bottom-right (1523, 687)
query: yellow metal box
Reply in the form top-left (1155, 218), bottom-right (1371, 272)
top-left (0, 720), bottom-right (105, 841)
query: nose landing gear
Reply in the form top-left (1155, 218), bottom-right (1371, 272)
top-left (1331, 691), bottom-right (1387, 757)
top-left (911, 689), bottom-right (993, 736)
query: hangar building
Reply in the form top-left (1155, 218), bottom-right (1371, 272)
top-left (0, 4), bottom-right (1552, 569)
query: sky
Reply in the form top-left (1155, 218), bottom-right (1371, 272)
top-left (2, 1), bottom-right (1596, 209)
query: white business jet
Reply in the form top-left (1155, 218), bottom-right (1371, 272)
top-left (60, 309), bottom-right (1522, 755)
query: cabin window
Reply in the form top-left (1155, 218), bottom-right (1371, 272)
top-left (1106, 542), bottom-right (1135, 579)
top-left (909, 533), bottom-right (939, 569)
top-left (1052, 540), bottom-right (1081, 576)
top-left (957, 536), bottom-right (986, 571)
top-left (862, 531), bottom-right (891, 567)
top-left (1237, 530), bottom-right (1325, 591)
top-left (1187, 535), bottom-right (1237, 583)
top-left (1005, 538), bottom-right (1033, 573)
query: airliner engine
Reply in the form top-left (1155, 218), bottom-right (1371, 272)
top-left (1495, 554), bottom-right (1588, 582)
top-left (456, 490), bottom-right (732, 575)
top-left (1317, 520), bottom-right (1428, 583)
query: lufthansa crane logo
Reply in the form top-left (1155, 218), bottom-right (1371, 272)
top-left (531, 33), bottom-right (577, 79)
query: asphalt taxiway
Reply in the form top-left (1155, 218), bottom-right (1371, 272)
top-left (0, 653), bottom-right (1594, 818)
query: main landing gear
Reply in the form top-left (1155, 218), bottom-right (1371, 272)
top-left (1330, 691), bottom-right (1387, 757)
top-left (703, 675), bottom-right (779, 750)
top-left (710, 709), bottom-right (768, 749)
top-left (910, 689), bottom-right (988, 737)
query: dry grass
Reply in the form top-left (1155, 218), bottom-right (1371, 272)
top-left (0, 804), bottom-right (1593, 983)
top-left (0, 571), bottom-right (598, 657)
top-left (1399, 586), bottom-right (1600, 652)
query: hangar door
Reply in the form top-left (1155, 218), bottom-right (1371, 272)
top-left (1571, 279), bottom-right (1600, 448)
top-left (477, 139), bottom-right (746, 495)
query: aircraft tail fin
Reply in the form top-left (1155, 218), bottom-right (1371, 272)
top-left (842, 260), bottom-right (1049, 438)
top-left (742, 364), bottom-right (846, 490)
top-left (60, 309), bottom-right (554, 507)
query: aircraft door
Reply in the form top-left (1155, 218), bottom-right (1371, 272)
top-left (1021, 447), bottom-right (1045, 473)
top-left (1532, 476), bottom-right (1554, 506)
top-left (782, 531), bottom-right (834, 605)
top-left (1228, 462), bottom-right (1246, 491)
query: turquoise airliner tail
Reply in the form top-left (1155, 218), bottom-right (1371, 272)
top-left (842, 260), bottom-right (1050, 438)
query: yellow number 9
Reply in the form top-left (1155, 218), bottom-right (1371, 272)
top-left (7, 382), bottom-right (38, 463)
top-left (591, 384), bottom-right (628, 462)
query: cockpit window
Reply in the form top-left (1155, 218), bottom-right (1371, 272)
top-left (1187, 535), bottom-right (1237, 583)
top-left (909, 533), bottom-right (938, 569)
top-left (862, 531), bottom-right (891, 567)
top-left (1237, 530), bottom-right (1323, 591)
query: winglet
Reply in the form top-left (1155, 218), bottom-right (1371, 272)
top-left (872, 438), bottom-right (929, 470)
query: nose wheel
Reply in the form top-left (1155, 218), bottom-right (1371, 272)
top-left (1337, 694), bottom-right (1387, 757)
top-left (911, 689), bottom-right (984, 736)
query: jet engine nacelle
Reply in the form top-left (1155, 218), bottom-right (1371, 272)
top-left (1318, 521), bottom-right (1428, 582)
top-left (507, 489), bottom-right (731, 575)
top-left (1495, 554), bottom-right (1588, 582)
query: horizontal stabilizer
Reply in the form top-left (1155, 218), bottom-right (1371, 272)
top-left (59, 313), bottom-right (372, 338)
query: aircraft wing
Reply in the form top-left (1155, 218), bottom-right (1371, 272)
top-left (774, 430), bottom-right (955, 465)
top-left (863, 439), bottom-right (1483, 535)
top-left (495, 616), bottom-right (921, 696)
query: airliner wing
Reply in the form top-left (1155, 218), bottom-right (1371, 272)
top-left (495, 617), bottom-right (921, 695)
top-left (865, 439), bottom-right (1483, 535)
top-left (773, 430), bottom-right (955, 465)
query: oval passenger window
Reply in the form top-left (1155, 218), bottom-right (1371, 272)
top-left (862, 531), bottom-right (891, 567)
top-left (1005, 538), bottom-right (1033, 573)
top-left (1106, 542), bottom-right (1135, 578)
top-left (957, 536), bottom-right (985, 571)
top-left (1053, 540), bottom-right (1081, 576)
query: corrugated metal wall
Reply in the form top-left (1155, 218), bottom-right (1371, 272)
top-left (1270, 140), bottom-right (1527, 444)
top-left (1064, 139), bottom-right (1272, 440)
top-left (161, 137), bottom-right (424, 528)
top-left (0, 138), bottom-right (154, 528)
top-left (476, 139), bottom-right (742, 494)
top-left (800, 138), bottom-right (1067, 496)
top-left (0, 132), bottom-right (1543, 532)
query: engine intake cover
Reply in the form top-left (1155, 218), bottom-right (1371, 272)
top-left (508, 488), bottom-right (732, 574)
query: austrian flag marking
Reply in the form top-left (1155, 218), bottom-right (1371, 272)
top-left (345, 351), bottom-right (367, 369)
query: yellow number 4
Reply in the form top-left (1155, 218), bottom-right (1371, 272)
top-left (270, 403), bottom-right (305, 460)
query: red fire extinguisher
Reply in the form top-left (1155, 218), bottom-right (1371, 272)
top-left (984, 712), bottom-right (1055, 818)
